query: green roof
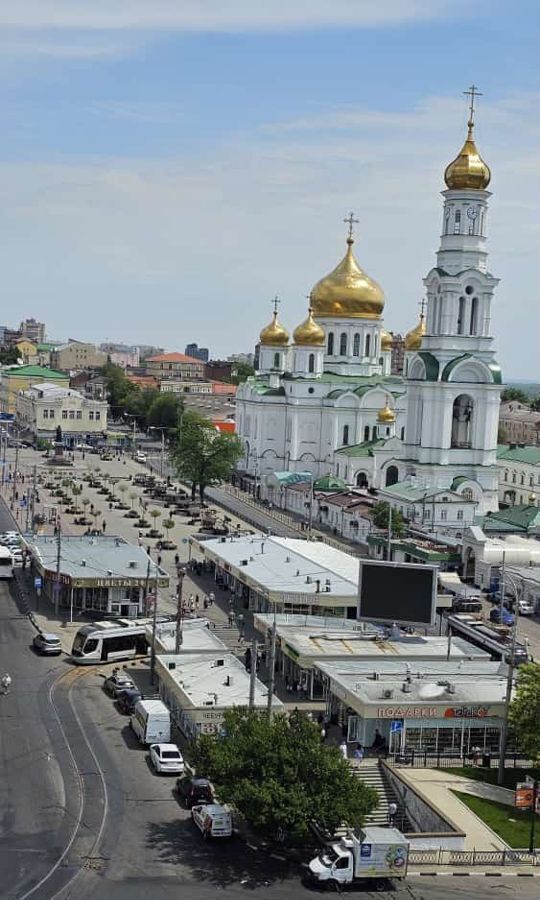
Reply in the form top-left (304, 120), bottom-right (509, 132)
top-left (497, 444), bottom-right (540, 466)
top-left (314, 474), bottom-right (347, 490)
top-left (37, 343), bottom-right (57, 352)
top-left (381, 481), bottom-right (466, 503)
top-left (335, 439), bottom-right (386, 458)
top-left (484, 505), bottom-right (540, 530)
top-left (4, 365), bottom-right (67, 379)
top-left (451, 476), bottom-right (469, 490)
top-left (417, 351), bottom-right (439, 381)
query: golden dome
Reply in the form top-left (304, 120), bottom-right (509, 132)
top-left (259, 311), bottom-right (289, 346)
top-left (404, 314), bottom-right (426, 351)
top-left (380, 329), bottom-right (393, 351)
top-left (310, 237), bottom-right (384, 320)
top-left (444, 120), bottom-right (491, 191)
top-left (377, 403), bottom-right (396, 424)
top-left (528, 492), bottom-right (537, 505)
top-left (293, 307), bottom-right (325, 346)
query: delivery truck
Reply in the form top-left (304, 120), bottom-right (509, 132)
top-left (308, 826), bottom-right (409, 889)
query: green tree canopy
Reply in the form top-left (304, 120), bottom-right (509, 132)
top-left (501, 388), bottom-right (531, 405)
top-left (370, 501), bottom-right (405, 537)
top-left (229, 361), bottom-right (255, 384)
top-left (191, 708), bottom-right (377, 840)
top-left (147, 392), bottom-right (183, 432)
top-left (0, 346), bottom-right (20, 365)
top-left (509, 662), bottom-right (540, 764)
top-left (170, 411), bottom-right (243, 500)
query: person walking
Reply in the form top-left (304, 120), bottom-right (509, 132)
top-left (339, 740), bottom-right (348, 760)
top-left (102, 520), bottom-right (106, 533)
top-left (388, 801), bottom-right (397, 826)
top-left (208, 591), bottom-right (215, 606)
top-left (1, 673), bottom-right (12, 694)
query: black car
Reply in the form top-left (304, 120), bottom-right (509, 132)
top-left (175, 776), bottom-right (214, 808)
top-left (116, 688), bottom-right (142, 714)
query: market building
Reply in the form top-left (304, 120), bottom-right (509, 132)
top-left (155, 651), bottom-right (282, 738)
top-left (318, 658), bottom-right (507, 756)
top-left (191, 533), bottom-right (360, 618)
top-left (24, 534), bottom-right (169, 615)
top-left (253, 613), bottom-right (490, 701)
top-left (147, 619), bottom-right (228, 655)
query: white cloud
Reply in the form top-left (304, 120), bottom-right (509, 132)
top-left (0, 91), bottom-right (538, 378)
top-left (0, 1), bottom-right (474, 32)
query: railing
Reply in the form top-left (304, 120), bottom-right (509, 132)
top-left (389, 750), bottom-right (530, 769)
top-left (409, 848), bottom-right (540, 867)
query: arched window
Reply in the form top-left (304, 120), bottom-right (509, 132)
top-left (454, 208), bottom-right (461, 234)
top-left (273, 352), bottom-right (280, 369)
top-left (308, 353), bottom-right (315, 373)
top-left (363, 425), bottom-right (370, 442)
top-left (469, 297), bottom-right (478, 335)
top-left (462, 488), bottom-right (473, 501)
top-left (504, 470), bottom-right (508, 482)
top-left (352, 333), bottom-right (360, 356)
top-left (339, 332), bottom-right (347, 356)
top-left (364, 333), bottom-right (371, 357)
top-left (457, 296), bottom-right (465, 335)
top-left (356, 471), bottom-right (368, 488)
top-left (480, 210), bottom-right (485, 235)
top-left (342, 425), bottom-right (349, 446)
top-left (444, 208), bottom-right (451, 235)
top-left (451, 394), bottom-right (474, 449)
top-left (385, 465), bottom-right (399, 487)
top-left (372, 426), bottom-right (377, 440)
top-left (327, 332), bottom-right (334, 355)
top-left (400, 426), bottom-right (405, 440)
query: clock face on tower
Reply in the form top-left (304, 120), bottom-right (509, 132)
top-left (467, 206), bottom-right (478, 220)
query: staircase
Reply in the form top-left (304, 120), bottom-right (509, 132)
top-left (351, 758), bottom-right (411, 831)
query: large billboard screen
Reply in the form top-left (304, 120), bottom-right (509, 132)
top-left (358, 560), bottom-right (437, 627)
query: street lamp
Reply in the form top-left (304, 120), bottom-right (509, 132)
top-left (148, 426), bottom-right (166, 478)
top-left (497, 569), bottom-right (523, 786)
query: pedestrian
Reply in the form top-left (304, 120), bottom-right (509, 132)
top-left (320, 725), bottom-right (326, 742)
top-left (147, 545), bottom-right (151, 555)
top-left (208, 591), bottom-right (215, 606)
top-left (102, 520), bottom-right (106, 532)
top-left (174, 553), bottom-right (180, 566)
top-left (388, 801), bottom-right (397, 826)
top-left (353, 744), bottom-right (364, 761)
top-left (228, 610), bottom-right (235, 626)
top-left (109, 502), bottom-right (113, 510)
top-left (157, 555), bottom-right (162, 567)
top-left (195, 594), bottom-right (200, 610)
top-left (339, 740), bottom-right (348, 760)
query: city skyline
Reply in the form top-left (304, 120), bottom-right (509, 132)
top-left (0, 1), bottom-right (538, 377)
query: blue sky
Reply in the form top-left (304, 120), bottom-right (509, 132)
top-left (0, 1), bottom-right (538, 377)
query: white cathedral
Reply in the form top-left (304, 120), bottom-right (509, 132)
top-left (235, 95), bottom-right (502, 523)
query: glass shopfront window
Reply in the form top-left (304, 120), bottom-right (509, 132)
top-left (403, 718), bottom-right (501, 754)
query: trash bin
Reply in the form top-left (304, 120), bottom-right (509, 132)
top-left (482, 753), bottom-right (491, 768)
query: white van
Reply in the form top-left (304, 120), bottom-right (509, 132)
top-left (192, 803), bottom-right (233, 839)
top-left (135, 451), bottom-right (147, 463)
top-left (130, 699), bottom-right (171, 745)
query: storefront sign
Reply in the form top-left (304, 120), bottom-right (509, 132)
top-left (444, 706), bottom-right (489, 718)
top-left (378, 706), bottom-right (439, 719)
top-left (515, 783), bottom-right (534, 809)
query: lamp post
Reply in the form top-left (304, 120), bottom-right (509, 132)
top-left (148, 426), bottom-right (166, 478)
top-left (497, 570), bottom-right (522, 786)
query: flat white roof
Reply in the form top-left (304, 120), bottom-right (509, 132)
top-left (318, 659), bottom-right (508, 709)
top-left (147, 622), bottom-right (228, 654)
top-left (197, 534), bottom-right (359, 599)
top-left (156, 652), bottom-right (283, 711)
top-left (254, 615), bottom-right (489, 663)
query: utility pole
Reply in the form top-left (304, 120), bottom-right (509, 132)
top-left (497, 573), bottom-right (521, 785)
top-left (387, 504), bottom-right (393, 560)
top-left (150, 557), bottom-right (159, 686)
top-left (266, 606), bottom-right (277, 717)
top-left (529, 779), bottom-right (538, 854)
top-left (174, 568), bottom-right (185, 653)
top-left (249, 637), bottom-right (258, 708)
top-left (54, 518), bottom-right (62, 616)
top-left (11, 427), bottom-right (19, 508)
top-left (499, 550), bottom-right (506, 623)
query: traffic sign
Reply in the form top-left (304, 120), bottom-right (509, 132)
top-left (390, 720), bottom-right (403, 733)
top-left (34, 577), bottom-right (42, 589)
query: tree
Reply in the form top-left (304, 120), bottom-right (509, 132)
top-left (0, 346), bottom-right (20, 365)
top-left (501, 388), bottom-right (530, 405)
top-left (229, 361), bottom-right (255, 385)
top-left (147, 393), bottom-right (183, 432)
top-left (170, 411), bottom-right (243, 501)
top-left (191, 708), bottom-right (377, 840)
top-left (370, 501), bottom-right (405, 537)
top-left (509, 662), bottom-right (540, 764)
top-left (530, 396), bottom-right (540, 413)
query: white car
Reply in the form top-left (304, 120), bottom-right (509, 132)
top-left (10, 549), bottom-right (23, 566)
top-left (517, 599), bottom-right (535, 616)
top-left (135, 452), bottom-right (147, 463)
top-left (148, 743), bottom-right (185, 775)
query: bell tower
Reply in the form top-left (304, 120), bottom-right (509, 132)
top-left (403, 87), bottom-right (502, 515)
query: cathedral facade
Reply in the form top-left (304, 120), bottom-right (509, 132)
top-left (235, 97), bottom-right (502, 521)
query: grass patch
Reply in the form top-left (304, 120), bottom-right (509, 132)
top-left (451, 790), bottom-right (540, 848)
top-left (442, 766), bottom-right (540, 790)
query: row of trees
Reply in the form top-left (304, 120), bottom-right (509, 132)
top-left (501, 387), bottom-right (540, 411)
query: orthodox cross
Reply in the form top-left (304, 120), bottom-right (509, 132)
top-left (272, 295), bottom-right (280, 315)
top-left (419, 297), bottom-right (427, 319)
top-left (464, 85), bottom-right (482, 125)
top-left (343, 211), bottom-right (359, 240)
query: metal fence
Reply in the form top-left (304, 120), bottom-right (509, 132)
top-left (389, 750), bottom-right (530, 770)
top-left (409, 848), bottom-right (540, 867)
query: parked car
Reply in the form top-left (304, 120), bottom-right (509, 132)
top-left (148, 743), bottom-right (185, 775)
top-left (33, 632), bottom-right (62, 655)
top-left (175, 776), bottom-right (214, 808)
top-left (10, 549), bottom-right (23, 566)
top-left (517, 599), bottom-right (535, 616)
top-left (116, 688), bottom-right (142, 714)
top-left (489, 607), bottom-right (514, 626)
top-left (191, 803), bottom-right (233, 839)
top-left (103, 671), bottom-right (136, 697)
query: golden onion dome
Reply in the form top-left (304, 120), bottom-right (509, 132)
top-left (444, 120), bottom-right (491, 191)
top-left (380, 328), bottom-right (393, 351)
top-left (293, 308), bottom-right (325, 346)
top-left (528, 492), bottom-right (537, 505)
top-left (259, 311), bottom-right (289, 346)
top-left (404, 314), bottom-right (426, 351)
top-left (310, 237), bottom-right (384, 320)
top-left (377, 403), bottom-right (396, 424)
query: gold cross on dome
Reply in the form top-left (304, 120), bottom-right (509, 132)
top-left (343, 211), bottom-right (359, 240)
top-left (463, 85), bottom-right (483, 124)
top-left (272, 295), bottom-right (281, 315)
top-left (419, 297), bottom-right (427, 318)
